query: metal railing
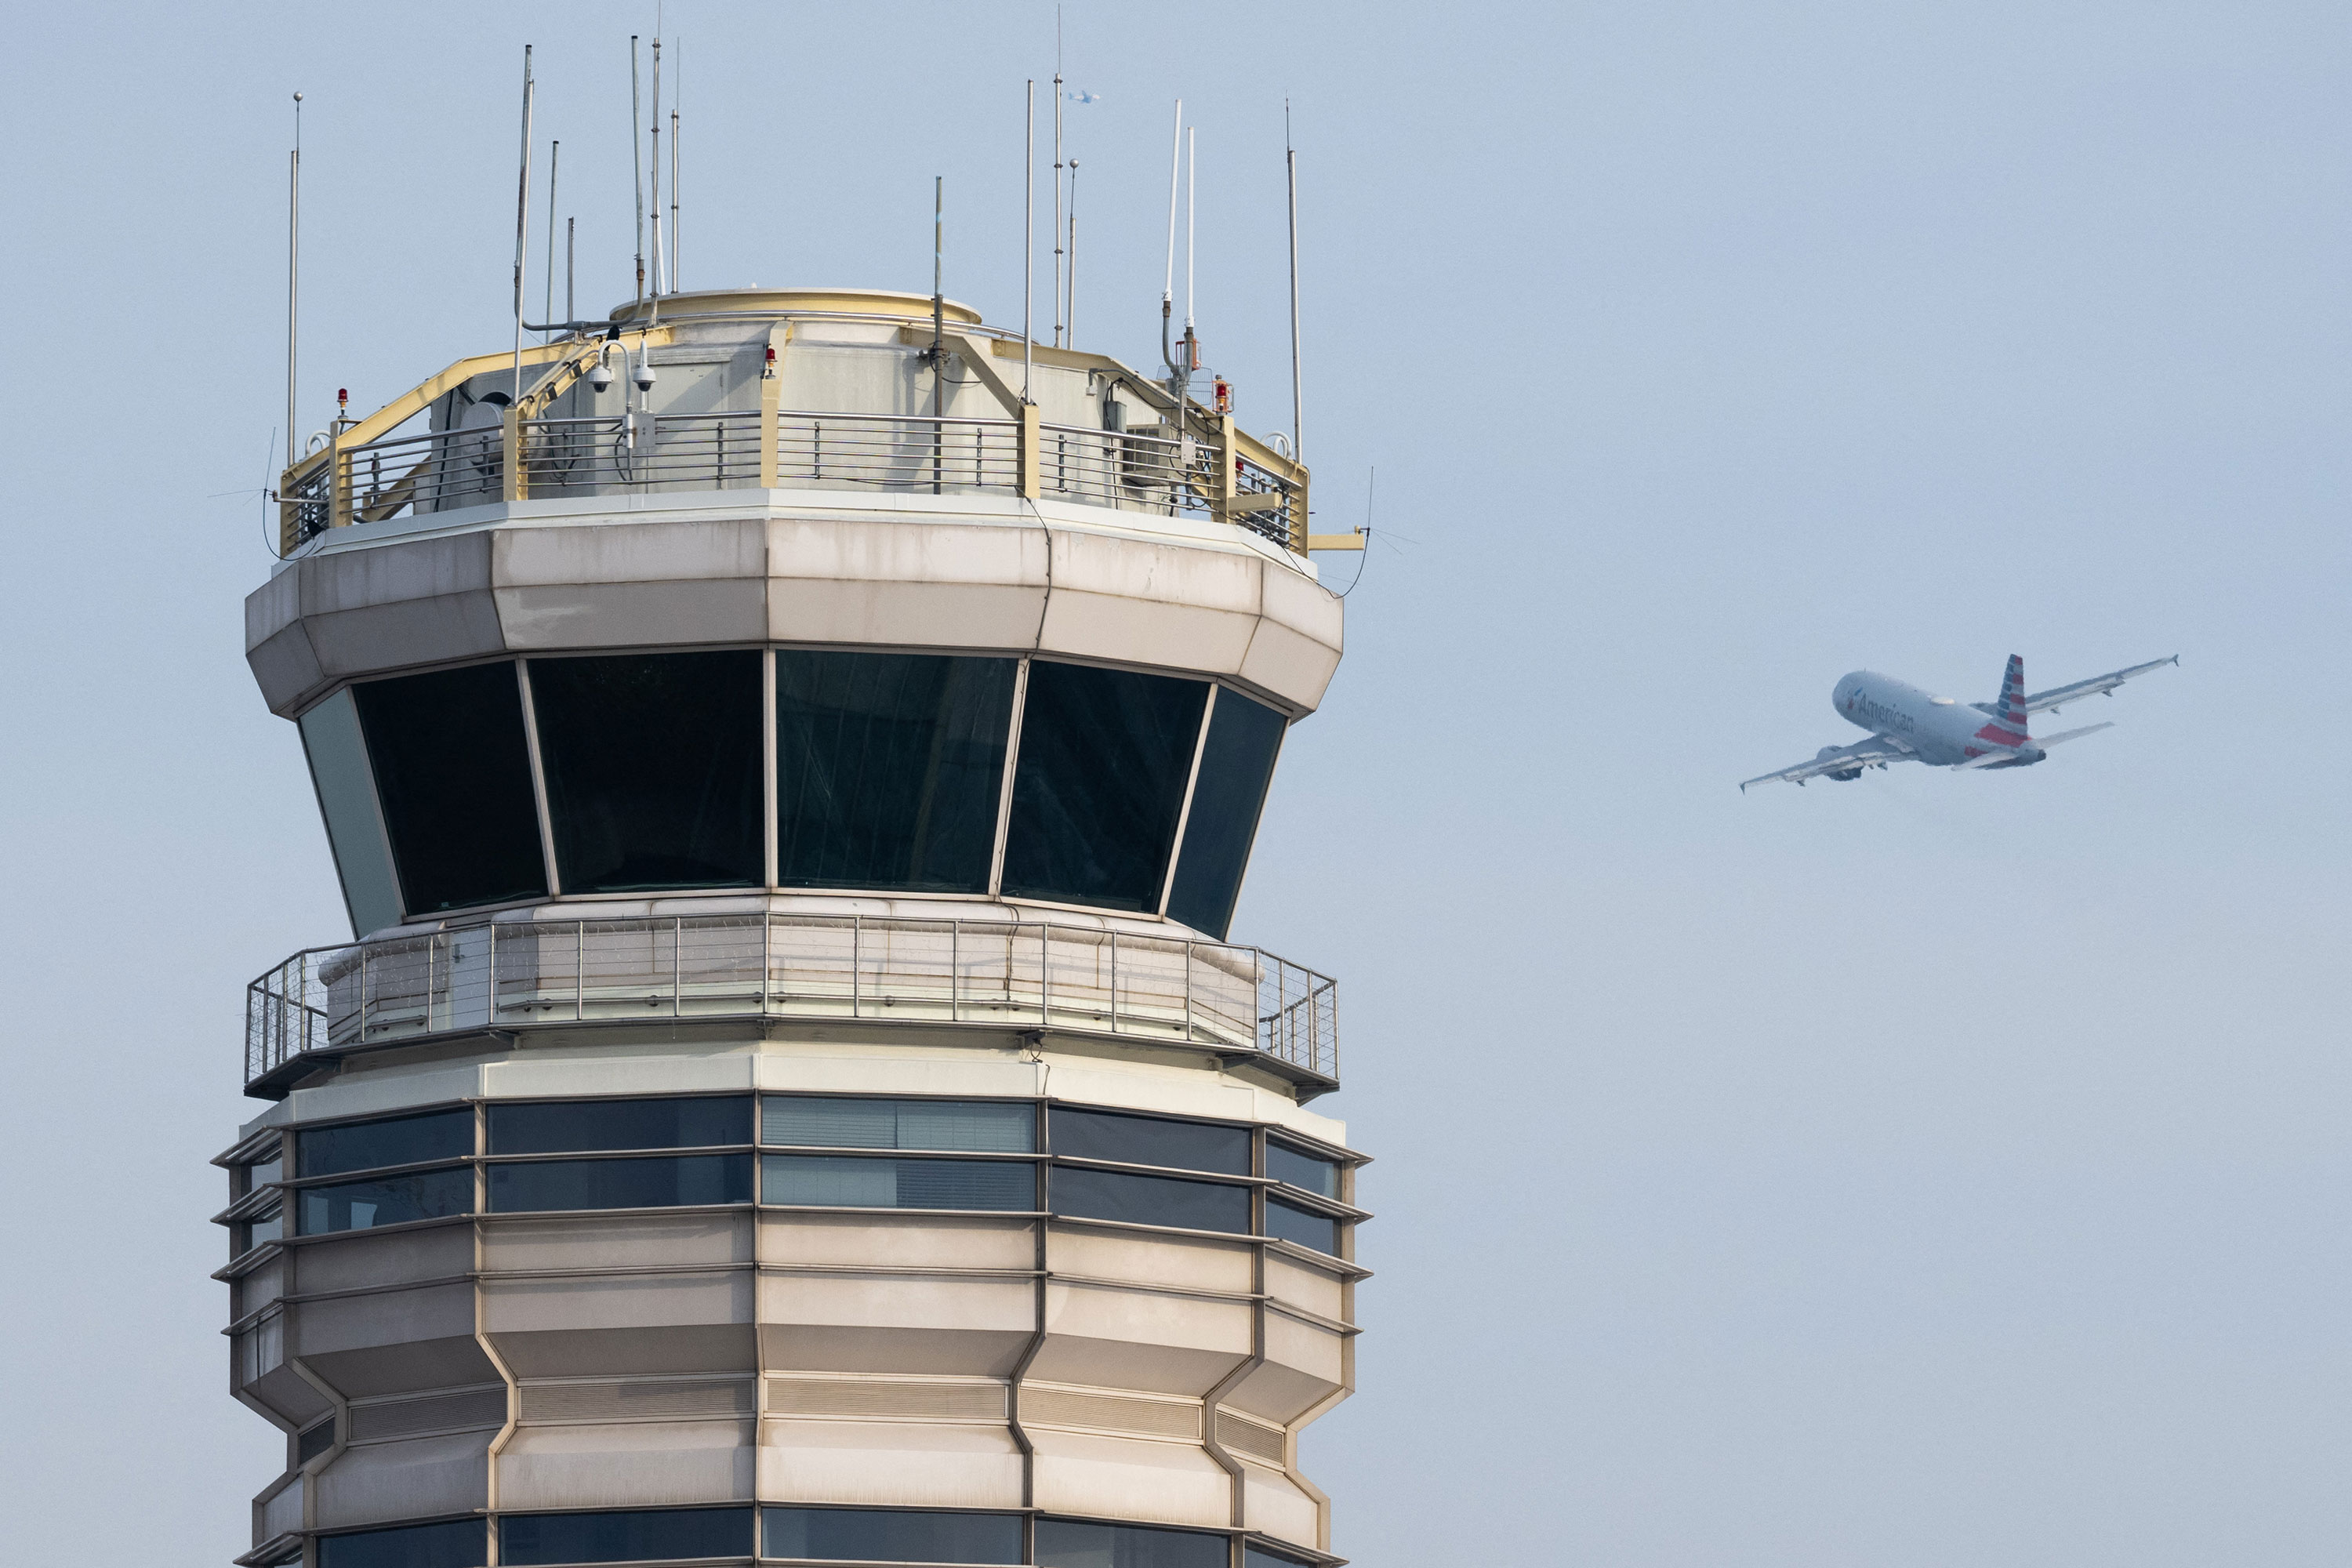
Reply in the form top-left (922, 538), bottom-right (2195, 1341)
top-left (297, 409), bottom-right (1304, 553)
top-left (245, 913), bottom-right (1338, 1094)
top-left (520, 410), bottom-right (765, 493)
top-left (777, 412), bottom-right (1021, 494)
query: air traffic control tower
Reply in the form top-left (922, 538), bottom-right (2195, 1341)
top-left (220, 288), bottom-right (1364, 1568)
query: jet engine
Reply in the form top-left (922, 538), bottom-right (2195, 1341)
top-left (1817, 745), bottom-right (1864, 782)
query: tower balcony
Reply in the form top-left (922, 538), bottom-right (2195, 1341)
top-left (245, 909), bottom-right (1340, 1102)
top-left (275, 288), bottom-right (1329, 561)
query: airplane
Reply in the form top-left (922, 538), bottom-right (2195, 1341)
top-left (1740, 653), bottom-right (2178, 791)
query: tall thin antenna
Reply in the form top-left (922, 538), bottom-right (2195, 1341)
top-left (631, 37), bottom-right (644, 307)
top-left (1065, 158), bottom-right (1079, 347)
top-left (1285, 101), bottom-right (1303, 459)
top-left (670, 39), bottom-right (681, 292)
top-left (1022, 79), bottom-right (1034, 404)
top-left (1162, 100), bottom-right (1181, 387)
top-left (1051, 10), bottom-right (1064, 348)
top-left (931, 176), bottom-right (945, 422)
top-left (566, 216), bottom-right (575, 325)
top-left (648, 37), bottom-right (665, 295)
top-left (542, 140), bottom-right (559, 339)
top-left (1162, 100), bottom-right (1181, 314)
top-left (286, 92), bottom-right (301, 471)
top-left (511, 45), bottom-right (535, 406)
top-left (1185, 125), bottom-right (1196, 345)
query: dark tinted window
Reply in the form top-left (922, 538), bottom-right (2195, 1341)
top-left (1265, 1196), bottom-right (1341, 1257)
top-left (776, 651), bottom-right (1016, 894)
top-left (489, 1097), bottom-right (752, 1154)
top-left (1165, 688), bottom-right (1286, 938)
top-left (236, 1210), bottom-right (284, 1254)
top-left (352, 662), bottom-right (549, 915)
top-left (764, 1507), bottom-right (1025, 1564)
top-left (299, 1109), bottom-right (474, 1177)
top-left (1004, 662), bottom-right (1208, 911)
top-left (529, 651), bottom-right (764, 893)
top-left (298, 1167), bottom-right (474, 1234)
top-left (318, 1519), bottom-right (485, 1568)
top-left (763, 1096), bottom-right (1035, 1152)
top-left (1245, 1547), bottom-right (1316, 1568)
top-left (296, 1417), bottom-right (336, 1465)
top-left (763, 1156), bottom-right (1035, 1211)
top-left (1051, 1107), bottom-right (1251, 1175)
top-left (500, 1506), bottom-right (753, 1565)
top-left (1051, 1166), bottom-right (1250, 1234)
top-left (1036, 1519), bottom-right (1229, 1568)
top-left (1265, 1141), bottom-right (1341, 1199)
top-left (488, 1154), bottom-right (753, 1213)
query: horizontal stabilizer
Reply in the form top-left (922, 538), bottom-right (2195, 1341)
top-left (2024, 655), bottom-right (2178, 714)
top-left (2034, 722), bottom-right (2114, 748)
top-left (1951, 750), bottom-right (2020, 771)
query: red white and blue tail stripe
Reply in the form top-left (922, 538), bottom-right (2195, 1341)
top-left (1974, 654), bottom-right (2032, 749)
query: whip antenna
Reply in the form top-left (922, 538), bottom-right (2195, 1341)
top-left (1286, 100), bottom-right (1303, 459)
top-left (1023, 80), bottom-right (1035, 403)
top-left (542, 139), bottom-right (559, 339)
top-left (286, 92), bottom-right (301, 472)
top-left (1052, 9), bottom-right (1064, 347)
top-left (631, 37), bottom-right (644, 307)
top-left (670, 38), bottom-right (681, 290)
top-left (1185, 124), bottom-right (1196, 365)
top-left (649, 36), bottom-right (664, 295)
top-left (511, 46), bottom-right (534, 406)
top-left (1161, 99), bottom-right (1181, 382)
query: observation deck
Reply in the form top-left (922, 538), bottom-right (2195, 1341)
top-left (276, 287), bottom-right (1333, 561)
top-left (246, 911), bottom-right (1338, 1101)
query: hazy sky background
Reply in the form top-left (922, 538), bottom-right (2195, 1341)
top-left (2, 4), bottom-right (2346, 1564)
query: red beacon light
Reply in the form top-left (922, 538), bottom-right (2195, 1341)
top-left (1212, 376), bottom-right (1232, 416)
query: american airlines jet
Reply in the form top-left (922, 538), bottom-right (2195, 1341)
top-left (1740, 654), bottom-right (2178, 791)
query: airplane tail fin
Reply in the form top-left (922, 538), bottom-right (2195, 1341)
top-left (1994, 654), bottom-right (2029, 736)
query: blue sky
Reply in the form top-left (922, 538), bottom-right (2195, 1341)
top-left (2, 4), bottom-right (2345, 1563)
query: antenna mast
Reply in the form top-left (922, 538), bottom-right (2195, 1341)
top-left (631, 37), bottom-right (644, 307)
top-left (1022, 79), bottom-right (1034, 404)
top-left (931, 176), bottom-right (945, 422)
top-left (511, 45), bottom-right (535, 406)
top-left (670, 39), bottom-right (681, 292)
top-left (1051, 13), bottom-right (1064, 347)
top-left (649, 37), bottom-right (665, 296)
top-left (1065, 158), bottom-right (1079, 347)
top-left (1161, 99), bottom-right (1182, 397)
top-left (1286, 102), bottom-right (1303, 459)
top-left (286, 92), bottom-right (301, 471)
top-left (1185, 125), bottom-right (1196, 368)
top-left (566, 217), bottom-right (576, 325)
top-left (543, 140), bottom-right (560, 339)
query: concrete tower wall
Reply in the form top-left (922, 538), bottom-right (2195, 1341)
top-left (223, 289), bottom-right (1362, 1568)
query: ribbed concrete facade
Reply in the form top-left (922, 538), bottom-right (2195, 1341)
top-left (220, 290), bottom-right (1362, 1568)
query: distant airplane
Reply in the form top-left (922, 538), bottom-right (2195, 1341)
top-left (1740, 654), bottom-right (2178, 791)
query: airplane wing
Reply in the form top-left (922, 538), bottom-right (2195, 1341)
top-left (1740, 735), bottom-right (1917, 792)
top-left (2019, 655), bottom-right (2178, 715)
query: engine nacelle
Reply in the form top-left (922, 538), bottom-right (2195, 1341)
top-left (1816, 746), bottom-right (1863, 782)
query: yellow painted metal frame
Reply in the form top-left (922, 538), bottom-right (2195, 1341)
top-left (280, 316), bottom-right (1343, 561)
top-left (277, 328), bottom-right (677, 555)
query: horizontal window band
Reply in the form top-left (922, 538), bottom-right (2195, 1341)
top-left (482, 1146), bottom-right (760, 1163)
top-left (280, 1158), bottom-right (476, 1189)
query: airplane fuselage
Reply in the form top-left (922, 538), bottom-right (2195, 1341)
top-left (1831, 671), bottom-right (2045, 768)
